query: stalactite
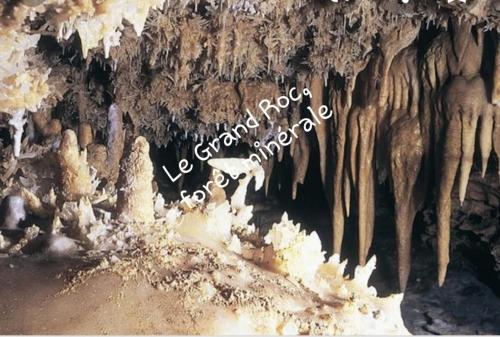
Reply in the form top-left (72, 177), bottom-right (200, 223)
top-left (436, 76), bottom-right (486, 286)
top-left (106, 104), bottom-right (125, 182)
top-left (343, 166), bottom-right (351, 218)
top-left (448, 21), bottom-right (483, 78)
top-left (262, 157), bottom-right (274, 196)
top-left (436, 109), bottom-right (461, 286)
top-left (177, 143), bottom-right (189, 191)
top-left (310, 74), bottom-right (327, 186)
top-left (292, 129), bottom-right (310, 201)
top-left (491, 105), bottom-right (500, 180)
top-left (376, 21), bottom-right (421, 184)
top-left (276, 116), bottom-right (289, 163)
top-left (457, 94), bottom-right (484, 203)
top-left (289, 115), bottom-right (298, 156)
top-left (0, 0), bottom-right (498, 295)
top-left (387, 47), bottom-right (424, 291)
top-left (330, 78), bottom-right (356, 255)
top-left (480, 104), bottom-right (494, 178)
top-left (347, 106), bottom-right (360, 189)
top-left (494, 42), bottom-right (500, 106)
top-left (345, 53), bottom-right (382, 266)
top-left (87, 104), bottom-right (125, 183)
top-left (377, 21), bottom-right (420, 109)
top-left (425, 21), bottom-right (487, 286)
top-left (421, 33), bottom-right (451, 196)
top-left (356, 106), bottom-right (377, 265)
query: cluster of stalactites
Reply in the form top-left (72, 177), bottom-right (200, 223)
top-left (204, 19), bottom-right (495, 292)
top-left (305, 20), bottom-right (499, 292)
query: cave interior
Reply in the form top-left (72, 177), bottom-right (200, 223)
top-left (0, 0), bottom-right (499, 335)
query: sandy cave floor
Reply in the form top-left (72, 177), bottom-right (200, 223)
top-left (0, 240), bottom-right (378, 335)
top-left (0, 256), bottom-right (193, 335)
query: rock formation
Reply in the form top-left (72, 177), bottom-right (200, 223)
top-left (0, 0), bottom-right (499, 297)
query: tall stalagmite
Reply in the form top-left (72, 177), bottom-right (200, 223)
top-left (116, 136), bottom-right (155, 223)
top-left (57, 130), bottom-right (93, 202)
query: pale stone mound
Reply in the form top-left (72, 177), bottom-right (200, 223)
top-left (0, 157), bottom-right (408, 335)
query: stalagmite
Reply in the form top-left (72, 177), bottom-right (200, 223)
top-left (78, 122), bottom-right (93, 150)
top-left (2, 185), bottom-right (55, 220)
top-left (116, 136), bottom-right (155, 223)
top-left (57, 129), bottom-right (93, 202)
top-left (87, 144), bottom-right (108, 179)
top-left (310, 74), bottom-right (327, 186)
top-left (0, 194), bottom-right (25, 229)
top-left (208, 169), bottom-right (226, 205)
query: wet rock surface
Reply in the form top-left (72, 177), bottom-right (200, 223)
top-left (402, 269), bottom-right (500, 335)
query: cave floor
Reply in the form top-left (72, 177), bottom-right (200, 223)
top-left (0, 237), bottom-right (498, 335)
top-left (1, 239), bottom-right (498, 335)
top-left (0, 256), bottom-right (197, 334)
top-left (0, 188), bottom-right (498, 335)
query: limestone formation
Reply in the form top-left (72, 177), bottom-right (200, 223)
top-left (0, 0), bottom-right (499, 296)
top-left (57, 130), bottom-right (93, 202)
top-left (116, 136), bottom-right (155, 223)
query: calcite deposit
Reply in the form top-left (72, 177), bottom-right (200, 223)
top-left (0, 0), bottom-right (499, 333)
top-left (0, 154), bottom-right (409, 334)
top-left (116, 136), bottom-right (155, 223)
top-left (57, 129), bottom-right (93, 201)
